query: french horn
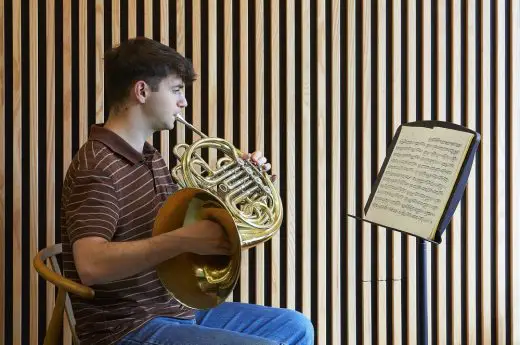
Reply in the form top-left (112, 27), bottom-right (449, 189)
top-left (152, 113), bottom-right (283, 309)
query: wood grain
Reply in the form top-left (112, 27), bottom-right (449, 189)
top-left (316, 0), bottom-right (327, 343)
top-left (301, 0), bottom-right (312, 319)
top-left (95, 0), bottom-right (104, 124)
top-left (176, 0), bottom-right (186, 147)
top-left (0, 0), bottom-right (5, 341)
top-left (160, 0), bottom-right (169, 164)
top-left (29, 1), bottom-right (39, 343)
top-left (254, 0), bottom-right (266, 306)
top-left (112, 0), bottom-right (120, 46)
top-left (513, 1), bottom-right (520, 343)
top-left (79, 0), bottom-right (88, 145)
top-left (12, 0), bottom-right (22, 343)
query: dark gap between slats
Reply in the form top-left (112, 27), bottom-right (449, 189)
top-left (247, 0), bottom-right (257, 304)
top-left (71, 0), bottom-right (80, 155)
top-left (446, 0), bottom-right (454, 342)
top-left (278, 0), bottom-right (288, 309)
top-left (104, 0), bottom-right (112, 122)
top-left (4, 0), bottom-right (14, 342)
top-left (505, 0), bottom-right (512, 342)
top-left (385, 1), bottom-right (394, 343)
top-left (216, 3), bottom-right (225, 141)
top-left (355, 0), bottom-right (363, 341)
top-left (310, 0), bottom-right (319, 336)
top-left (339, 0), bottom-right (348, 340)
top-left (136, 0), bottom-right (144, 37)
top-left (21, 1), bottom-right (30, 343)
top-left (185, 0), bottom-right (193, 146)
top-left (370, 0), bottom-right (379, 343)
top-left (231, 0), bottom-right (241, 301)
top-left (431, 0), bottom-right (439, 342)
top-left (325, 0), bottom-right (332, 343)
top-left (490, 0), bottom-right (498, 341)
top-left (38, 1), bottom-right (48, 341)
top-left (201, 2), bottom-right (209, 166)
top-left (120, 1), bottom-right (128, 42)
top-left (475, 0), bottom-right (483, 341)
top-left (400, 0), bottom-right (409, 342)
top-left (54, 0), bottom-right (64, 275)
top-left (153, 0), bottom-right (162, 149)
top-left (264, 0), bottom-right (273, 307)
top-left (295, 0), bottom-right (303, 314)
top-left (88, 0), bottom-right (96, 130)
top-left (461, 0), bottom-right (469, 343)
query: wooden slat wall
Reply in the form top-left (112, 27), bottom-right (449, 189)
top-left (1, 1), bottom-right (519, 344)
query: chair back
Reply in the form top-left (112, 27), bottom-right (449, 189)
top-left (33, 244), bottom-right (95, 345)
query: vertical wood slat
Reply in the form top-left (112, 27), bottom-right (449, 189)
top-left (239, 0), bottom-right (249, 303)
top-left (481, 0), bottom-right (492, 342)
top-left (208, 1), bottom-right (217, 180)
top-left (466, 1), bottom-right (478, 342)
top-left (12, 0), bottom-right (22, 343)
top-left (437, 0), bottom-right (448, 343)
top-left (63, 1), bottom-right (73, 342)
top-left (176, 0), bottom-right (186, 147)
top-left (285, 0), bottom-right (296, 311)
top-left (0, 0), bottom-right (5, 342)
top-left (512, 1), bottom-right (520, 342)
top-left (270, 0), bottom-right (281, 309)
top-left (223, 1), bottom-right (233, 304)
top-left (301, 0), bottom-right (312, 319)
top-left (331, 0), bottom-right (341, 343)
top-left (95, 0), bottom-right (104, 124)
top-left (347, 0), bottom-right (357, 343)
top-left (128, 0), bottom-right (136, 38)
top-left (496, 1), bottom-right (507, 344)
top-left (191, 0), bottom-right (201, 131)
top-left (406, 0), bottom-right (418, 343)
top-left (45, 0), bottom-right (56, 329)
top-left (29, 1), bottom-right (39, 344)
top-left (391, 0), bottom-right (403, 343)
top-left (376, 0), bottom-right (387, 344)
top-left (112, 0), bottom-right (120, 46)
top-left (361, 0), bottom-right (373, 343)
top-left (159, 0), bottom-right (169, 164)
top-left (316, 0), bottom-right (327, 343)
top-left (451, 0), bottom-right (463, 342)
top-left (423, 0), bottom-right (433, 340)
top-left (254, 0), bottom-right (265, 307)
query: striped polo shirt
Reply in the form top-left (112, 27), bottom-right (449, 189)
top-left (61, 125), bottom-right (195, 345)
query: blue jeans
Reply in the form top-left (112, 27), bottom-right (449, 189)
top-left (117, 302), bottom-right (314, 345)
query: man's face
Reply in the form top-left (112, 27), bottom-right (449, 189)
top-left (143, 74), bottom-right (188, 131)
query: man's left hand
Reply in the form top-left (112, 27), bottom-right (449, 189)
top-left (242, 151), bottom-right (277, 182)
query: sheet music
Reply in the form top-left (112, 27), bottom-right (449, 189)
top-left (365, 125), bottom-right (474, 239)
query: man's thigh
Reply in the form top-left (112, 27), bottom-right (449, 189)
top-left (117, 316), bottom-right (279, 345)
top-left (195, 302), bottom-right (314, 345)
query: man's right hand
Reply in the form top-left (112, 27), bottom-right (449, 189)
top-left (173, 220), bottom-right (233, 256)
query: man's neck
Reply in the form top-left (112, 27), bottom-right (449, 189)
top-left (104, 108), bottom-right (153, 154)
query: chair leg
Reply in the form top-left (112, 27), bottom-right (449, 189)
top-left (43, 287), bottom-right (66, 345)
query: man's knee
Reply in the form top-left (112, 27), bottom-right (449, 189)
top-left (281, 309), bottom-right (314, 344)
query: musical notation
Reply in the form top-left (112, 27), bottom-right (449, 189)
top-left (370, 129), bottom-right (467, 226)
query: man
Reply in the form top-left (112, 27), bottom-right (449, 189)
top-left (61, 37), bottom-right (314, 345)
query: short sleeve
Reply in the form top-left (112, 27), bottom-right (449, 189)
top-left (65, 169), bottom-right (120, 244)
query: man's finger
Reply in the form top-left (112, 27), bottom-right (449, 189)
top-left (263, 163), bottom-right (271, 172)
top-left (252, 151), bottom-right (262, 161)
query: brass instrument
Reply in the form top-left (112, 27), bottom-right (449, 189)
top-left (152, 113), bottom-right (283, 309)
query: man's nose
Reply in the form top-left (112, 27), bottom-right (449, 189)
top-left (178, 96), bottom-right (188, 108)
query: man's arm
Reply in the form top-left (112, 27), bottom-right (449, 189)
top-left (73, 219), bottom-right (230, 286)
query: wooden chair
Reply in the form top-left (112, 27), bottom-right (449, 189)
top-left (33, 244), bottom-right (95, 345)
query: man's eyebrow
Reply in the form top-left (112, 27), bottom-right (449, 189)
top-left (172, 83), bottom-right (184, 88)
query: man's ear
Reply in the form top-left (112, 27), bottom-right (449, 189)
top-left (133, 80), bottom-right (148, 104)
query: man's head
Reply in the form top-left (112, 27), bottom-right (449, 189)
top-left (104, 37), bottom-right (197, 131)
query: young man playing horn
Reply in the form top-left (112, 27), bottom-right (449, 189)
top-left (60, 37), bottom-right (314, 345)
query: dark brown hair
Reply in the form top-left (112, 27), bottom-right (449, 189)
top-left (104, 37), bottom-right (197, 109)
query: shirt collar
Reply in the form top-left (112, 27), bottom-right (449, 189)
top-left (88, 124), bottom-right (158, 165)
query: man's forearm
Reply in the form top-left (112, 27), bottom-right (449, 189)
top-left (76, 231), bottom-right (184, 285)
